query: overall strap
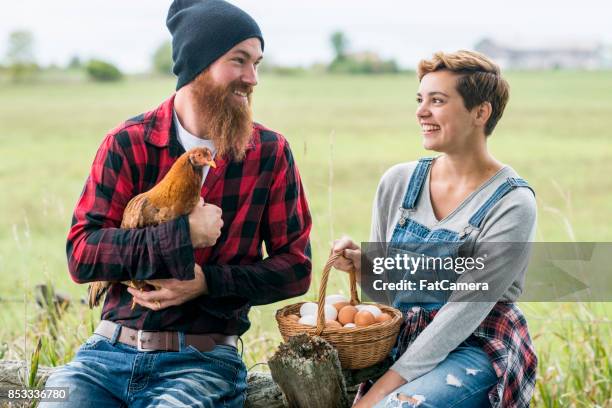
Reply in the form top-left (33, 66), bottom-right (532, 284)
top-left (401, 157), bottom-right (434, 210)
top-left (468, 177), bottom-right (535, 229)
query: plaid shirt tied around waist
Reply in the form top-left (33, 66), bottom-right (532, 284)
top-left (66, 95), bottom-right (312, 335)
top-left (396, 303), bottom-right (537, 408)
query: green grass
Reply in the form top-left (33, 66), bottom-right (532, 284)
top-left (1, 71), bottom-right (611, 406)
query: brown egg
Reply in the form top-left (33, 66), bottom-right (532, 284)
top-left (325, 320), bottom-right (342, 329)
top-left (354, 310), bottom-right (375, 327)
top-left (287, 314), bottom-right (300, 322)
top-left (376, 313), bottom-right (392, 323)
top-left (333, 301), bottom-right (351, 312)
top-left (338, 305), bottom-right (358, 325)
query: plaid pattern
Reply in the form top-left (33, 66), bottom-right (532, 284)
top-left (67, 95), bottom-right (312, 335)
top-left (395, 303), bottom-right (537, 408)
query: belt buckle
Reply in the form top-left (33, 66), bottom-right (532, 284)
top-left (137, 330), bottom-right (157, 352)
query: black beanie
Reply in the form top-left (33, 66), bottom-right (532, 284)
top-left (167, 0), bottom-right (264, 90)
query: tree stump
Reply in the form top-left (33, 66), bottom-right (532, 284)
top-left (268, 334), bottom-right (350, 408)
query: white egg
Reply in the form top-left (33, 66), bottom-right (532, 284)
top-left (299, 302), bottom-right (318, 317)
top-left (324, 304), bottom-right (338, 321)
top-left (343, 323), bottom-right (356, 328)
top-left (360, 305), bottom-right (382, 318)
top-left (325, 294), bottom-right (349, 305)
top-left (355, 304), bottom-right (367, 311)
top-left (298, 315), bottom-right (317, 327)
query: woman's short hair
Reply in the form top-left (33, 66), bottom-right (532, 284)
top-left (417, 50), bottom-right (509, 136)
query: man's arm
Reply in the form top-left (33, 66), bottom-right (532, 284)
top-left (201, 141), bottom-right (312, 305)
top-left (66, 131), bottom-right (196, 284)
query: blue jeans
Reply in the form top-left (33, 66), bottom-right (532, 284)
top-left (40, 334), bottom-right (247, 407)
top-left (374, 340), bottom-right (497, 408)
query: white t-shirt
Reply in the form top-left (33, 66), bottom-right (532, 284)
top-left (173, 109), bottom-right (217, 186)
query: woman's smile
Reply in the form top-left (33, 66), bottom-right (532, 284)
top-left (421, 122), bottom-right (441, 136)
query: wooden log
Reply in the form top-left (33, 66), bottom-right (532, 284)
top-left (0, 353), bottom-right (389, 406)
top-left (0, 360), bottom-right (283, 408)
top-left (268, 334), bottom-right (351, 408)
top-left (244, 371), bottom-right (285, 408)
top-left (0, 360), bottom-right (53, 401)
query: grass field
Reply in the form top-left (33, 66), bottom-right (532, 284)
top-left (1, 71), bottom-right (611, 406)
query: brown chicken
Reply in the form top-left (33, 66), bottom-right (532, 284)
top-left (87, 147), bottom-right (216, 308)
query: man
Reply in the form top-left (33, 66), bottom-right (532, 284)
top-left (41, 1), bottom-right (312, 406)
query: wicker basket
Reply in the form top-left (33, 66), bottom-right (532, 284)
top-left (276, 252), bottom-right (403, 369)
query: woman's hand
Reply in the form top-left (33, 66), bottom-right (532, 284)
top-left (331, 236), bottom-right (362, 275)
top-left (353, 369), bottom-right (407, 407)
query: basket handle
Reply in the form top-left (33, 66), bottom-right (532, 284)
top-left (315, 251), bottom-right (360, 335)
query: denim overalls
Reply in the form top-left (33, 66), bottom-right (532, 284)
top-left (374, 157), bottom-right (534, 408)
top-left (388, 157), bottom-right (533, 310)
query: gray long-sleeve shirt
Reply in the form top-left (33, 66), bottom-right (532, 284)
top-left (369, 161), bottom-right (537, 382)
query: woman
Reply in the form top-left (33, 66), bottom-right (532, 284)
top-left (333, 50), bottom-right (537, 407)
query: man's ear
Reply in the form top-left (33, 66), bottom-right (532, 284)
top-left (474, 101), bottom-right (492, 127)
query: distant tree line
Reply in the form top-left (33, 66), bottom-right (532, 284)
top-left (1, 30), bottom-right (125, 83)
top-left (152, 40), bottom-right (173, 75)
top-left (3, 30), bottom-right (39, 82)
top-left (1, 29), bottom-right (402, 84)
top-left (327, 31), bottom-right (399, 74)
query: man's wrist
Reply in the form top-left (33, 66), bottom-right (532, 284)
top-left (187, 215), bottom-right (201, 248)
top-left (196, 264), bottom-right (208, 295)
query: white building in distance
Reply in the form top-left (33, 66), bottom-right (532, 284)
top-left (475, 38), bottom-right (608, 70)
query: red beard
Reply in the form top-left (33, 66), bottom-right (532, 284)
top-left (191, 70), bottom-right (254, 162)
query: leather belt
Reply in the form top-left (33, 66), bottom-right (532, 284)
top-left (94, 320), bottom-right (238, 352)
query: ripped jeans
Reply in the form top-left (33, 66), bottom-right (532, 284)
top-left (374, 339), bottom-right (497, 408)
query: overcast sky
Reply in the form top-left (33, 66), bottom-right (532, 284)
top-left (2, 0), bottom-right (611, 72)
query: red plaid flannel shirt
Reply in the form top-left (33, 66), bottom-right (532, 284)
top-left (66, 95), bottom-right (312, 335)
top-left (396, 303), bottom-right (537, 408)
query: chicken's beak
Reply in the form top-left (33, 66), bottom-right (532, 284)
top-left (209, 160), bottom-right (217, 168)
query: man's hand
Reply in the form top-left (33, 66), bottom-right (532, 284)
top-left (188, 198), bottom-right (223, 248)
top-left (127, 264), bottom-right (208, 311)
top-left (331, 235), bottom-right (362, 276)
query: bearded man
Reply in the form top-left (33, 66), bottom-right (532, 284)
top-left (40, 1), bottom-right (312, 406)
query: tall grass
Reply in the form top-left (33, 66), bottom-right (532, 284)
top-left (531, 303), bottom-right (611, 407)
